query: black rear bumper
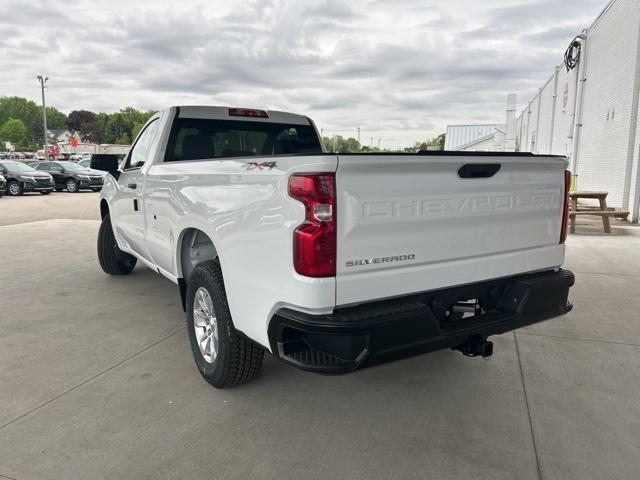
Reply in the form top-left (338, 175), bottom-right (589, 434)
top-left (268, 269), bottom-right (574, 373)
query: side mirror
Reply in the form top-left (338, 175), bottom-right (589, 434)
top-left (91, 154), bottom-right (121, 179)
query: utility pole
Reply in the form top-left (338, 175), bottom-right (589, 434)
top-left (37, 75), bottom-right (49, 158)
top-left (378, 137), bottom-right (381, 149)
top-left (357, 127), bottom-right (360, 143)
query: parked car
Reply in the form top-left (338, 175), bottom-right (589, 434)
top-left (0, 161), bottom-right (54, 195)
top-left (34, 161), bottom-right (104, 192)
top-left (96, 105), bottom-right (574, 388)
top-left (0, 174), bottom-right (6, 197)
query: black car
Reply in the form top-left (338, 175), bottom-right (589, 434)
top-left (0, 174), bottom-right (6, 197)
top-left (34, 161), bottom-right (104, 192)
top-left (0, 161), bottom-right (55, 196)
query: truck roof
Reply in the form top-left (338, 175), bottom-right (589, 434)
top-left (175, 106), bottom-right (312, 126)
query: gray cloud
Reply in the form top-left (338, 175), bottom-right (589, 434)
top-left (0, 0), bottom-right (608, 146)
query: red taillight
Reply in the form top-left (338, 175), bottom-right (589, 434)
top-left (560, 170), bottom-right (571, 244)
top-left (288, 173), bottom-right (336, 277)
top-left (228, 108), bottom-right (268, 118)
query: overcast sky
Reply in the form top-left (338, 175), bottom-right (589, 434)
top-left (0, 0), bottom-right (607, 147)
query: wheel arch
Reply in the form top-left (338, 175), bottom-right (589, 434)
top-left (177, 228), bottom-right (219, 280)
top-left (176, 227), bottom-right (219, 311)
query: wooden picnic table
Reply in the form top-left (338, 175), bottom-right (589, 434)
top-left (569, 191), bottom-right (629, 234)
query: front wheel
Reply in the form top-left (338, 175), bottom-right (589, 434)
top-left (97, 213), bottom-right (137, 275)
top-left (7, 181), bottom-right (22, 196)
top-left (66, 179), bottom-right (79, 192)
top-left (186, 260), bottom-right (264, 388)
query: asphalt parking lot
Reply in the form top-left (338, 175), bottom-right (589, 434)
top-left (1, 193), bottom-right (639, 480)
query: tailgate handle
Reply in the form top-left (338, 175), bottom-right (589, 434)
top-left (458, 164), bottom-right (501, 179)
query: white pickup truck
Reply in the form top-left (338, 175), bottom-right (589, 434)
top-left (95, 106), bottom-right (574, 388)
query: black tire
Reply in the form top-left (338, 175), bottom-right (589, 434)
top-left (40, 191), bottom-right (51, 195)
top-left (66, 179), bottom-right (79, 192)
top-left (91, 187), bottom-right (102, 192)
top-left (7, 180), bottom-right (22, 196)
top-left (186, 260), bottom-right (264, 388)
top-left (97, 213), bottom-right (137, 275)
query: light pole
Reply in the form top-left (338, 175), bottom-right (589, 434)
top-left (37, 75), bottom-right (49, 158)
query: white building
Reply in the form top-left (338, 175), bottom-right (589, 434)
top-left (445, 94), bottom-right (517, 152)
top-left (514, 0), bottom-right (640, 221)
top-left (444, 124), bottom-right (498, 151)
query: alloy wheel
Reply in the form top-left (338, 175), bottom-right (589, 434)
top-left (193, 287), bottom-right (219, 363)
top-left (8, 182), bottom-right (20, 195)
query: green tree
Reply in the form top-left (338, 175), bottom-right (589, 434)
top-left (0, 118), bottom-right (28, 147)
top-left (322, 135), bottom-right (362, 153)
top-left (0, 96), bottom-right (42, 148)
top-left (115, 132), bottom-right (131, 145)
top-left (45, 107), bottom-right (67, 129)
top-left (432, 133), bottom-right (446, 150)
top-left (103, 113), bottom-right (127, 144)
top-left (95, 112), bottom-right (110, 143)
top-left (131, 122), bottom-right (145, 141)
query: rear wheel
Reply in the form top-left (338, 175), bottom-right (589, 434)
top-left (97, 213), bottom-right (137, 275)
top-left (66, 179), bottom-right (79, 192)
top-left (91, 187), bottom-right (101, 192)
top-left (186, 260), bottom-right (264, 388)
top-left (7, 181), bottom-right (22, 196)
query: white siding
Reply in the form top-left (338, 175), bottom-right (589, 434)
top-left (525, 93), bottom-right (540, 152)
top-left (535, 74), bottom-right (557, 154)
top-left (550, 66), bottom-right (578, 156)
top-left (514, 0), bottom-right (640, 217)
top-left (576, 0), bottom-right (640, 208)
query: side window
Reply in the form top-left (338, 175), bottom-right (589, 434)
top-left (38, 163), bottom-right (50, 171)
top-left (126, 119), bottom-right (159, 169)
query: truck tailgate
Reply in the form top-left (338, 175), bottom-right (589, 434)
top-left (335, 154), bottom-right (568, 306)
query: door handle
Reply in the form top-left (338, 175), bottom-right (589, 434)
top-left (127, 183), bottom-right (137, 189)
top-left (458, 164), bottom-right (501, 179)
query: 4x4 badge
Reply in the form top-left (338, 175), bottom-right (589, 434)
top-left (243, 161), bottom-right (277, 171)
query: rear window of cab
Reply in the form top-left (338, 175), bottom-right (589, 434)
top-left (164, 118), bottom-right (322, 162)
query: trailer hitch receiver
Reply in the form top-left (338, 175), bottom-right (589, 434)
top-left (452, 336), bottom-right (494, 358)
